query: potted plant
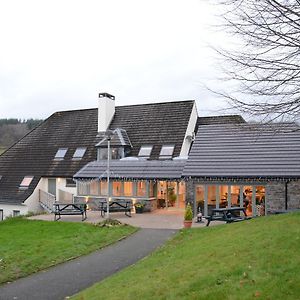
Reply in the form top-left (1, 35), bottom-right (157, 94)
top-left (168, 187), bottom-right (177, 207)
top-left (184, 203), bottom-right (193, 228)
top-left (134, 202), bottom-right (145, 214)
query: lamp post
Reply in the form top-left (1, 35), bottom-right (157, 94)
top-left (105, 130), bottom-right (114, 219)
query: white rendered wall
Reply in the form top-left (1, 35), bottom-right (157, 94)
top-left (98, 96), bottom-right (115, 132)
top-left (179, 102), bottom-right (198, 157)
top-left (24, 177), bottom-right (48, 213)
top-left (0, 204), bottom-right (28, 220)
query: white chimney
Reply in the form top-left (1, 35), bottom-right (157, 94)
top-left (98, 93), bottom-right (115, 132)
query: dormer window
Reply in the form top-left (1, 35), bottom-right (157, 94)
top-left (73, 147), bottom-right (87, 160)
top-left (20, 176), bottom-right (34, 190)
top-left (159, 145), bottom-right (175, 159)
top-left (54, 148), bottom-right (68, 160)
top-left (138, 145), bottom-right (153, 159)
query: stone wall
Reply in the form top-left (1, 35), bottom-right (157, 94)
top-left (266, 182), bottom-right (286, 212)
top-left (287, 180), bottom-right (300, 209)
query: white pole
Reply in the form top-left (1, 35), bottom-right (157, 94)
top-left (107, 137), bottom-right (110, 219)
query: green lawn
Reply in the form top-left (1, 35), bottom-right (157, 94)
top-left (73, 213), bottom-right (300, 300)
top-left (0, 218), bottom-right (136, 284)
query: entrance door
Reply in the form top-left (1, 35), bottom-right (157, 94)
top-left (0, 209), bottom-right (3, 221)
top-left (48, 178), bottom-right (56, 197)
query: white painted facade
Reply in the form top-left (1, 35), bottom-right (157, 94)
top-left (0, 204), bottom-right (28, 220)
top-left (179, 102), bottom-right (198, 157)
top-left (0, 177), bottom-right (77, 220)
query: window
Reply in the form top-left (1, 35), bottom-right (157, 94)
top-left (100, 181), bottom-right (108, 195)
top-left (98, 147), bottom-right (124, 160)
top-left (124, 182), bottom-right (133, 196)
top-left (19, 176), bottom-right (34, 189)
top-left (159, 145), bottom-right (175, 159)
top-left (73, 147), bottom-right (87, 160)
top-left (138, 146), bottom-right (153, 158)
top-left (112, 181), bottom-right (122, 196)
top-left (137, 181), bottom-right (146, 197)
top-left (90, 181), bottom-right (99, 195)
top-left (54, 148), bottom-right (68, 160)
top-left (13, 210), bottom-right (20, 217)
top-left (66, 178), bottom-right (76, 187)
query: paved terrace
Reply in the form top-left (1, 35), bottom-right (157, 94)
top-left (30, 209), bottom-right (212, 229)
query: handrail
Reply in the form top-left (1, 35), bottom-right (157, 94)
top-left (39, 190), bottom-right (56, 212)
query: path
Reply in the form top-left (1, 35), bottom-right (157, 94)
top-left (0, 228), bottom-right (176, 300)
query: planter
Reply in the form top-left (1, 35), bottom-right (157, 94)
top-left (183, 220), bottom-right (192, 228)
top-left (135, 207), bottom-right (144, 214)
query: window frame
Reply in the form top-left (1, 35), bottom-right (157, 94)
top-left (138, 145), bottom-right (153, 158)
top-left (72, 147), bottom-right (87, 160)
top-left (159, 144), bottom-right (175, 159)
top-left (19, 176), bottom-right (34, 190)
top-left (54, 148), bottom-right (68, 160)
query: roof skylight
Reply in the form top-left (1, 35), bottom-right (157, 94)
top-left (73, 147), bottom-right (87, 160)
top-left (159, 145), bottom-right (175, 159)
top-left (54, 148), bottom-right (68, 160)
top-left (138, 145), bottom-right (153, 158)
top-left (20, 176), bottom-right (34, 189)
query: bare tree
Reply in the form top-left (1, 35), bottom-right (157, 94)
top-left (213, 0), bottom-right (300, 122)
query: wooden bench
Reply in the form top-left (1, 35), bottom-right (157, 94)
top-left (54, 203), bottom-right (87, 221)
top-left (206, 207), bottom-right (251, 226)
top-left (99, 199), bottom-right (132, 217)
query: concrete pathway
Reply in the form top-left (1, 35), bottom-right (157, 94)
top-left (0, 228), bottom-right (176, 300)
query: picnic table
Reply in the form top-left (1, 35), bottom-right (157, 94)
top-left (206, 207), bottom-right (251, 227)
top-left (99, 199), bottom-right (132, 217)
top-left (54, 202), bottom-right (87, 221)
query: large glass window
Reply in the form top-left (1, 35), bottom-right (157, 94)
top-left (78, 182), bottom-right (88, 195)
top-left (90, 181), bottom-right (99, 195)
top-left (137, 181), bottom-right (146, 197)
top-left (196, 185), bottom-right (205, 213)
top-left (100, 181), bottom-right (108, 195)
top-left (124, 182), bottom-right (133, 196)
top-left (112, 181), bottom-right (122, 196)
top-left (207, 185), bottom-right (217, 215)
top-left (230, 186), bottom-right (241, 207)
top-left (149, 181), bottom-right (155, 197)
top-left (243, 186), bottom-right (253, 216)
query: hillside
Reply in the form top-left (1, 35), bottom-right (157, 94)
top-left (0, 119), bottom-right (43, 154)
top-left (73, 213), bottom-right (300, 300)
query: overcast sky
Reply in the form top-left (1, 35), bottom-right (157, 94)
top-left (0, 0), bottom-right (228, 119)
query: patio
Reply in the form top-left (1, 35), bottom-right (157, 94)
top-left (30, 209), bottom-right (215, 229)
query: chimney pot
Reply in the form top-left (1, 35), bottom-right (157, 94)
top-left (99, 93), bottom-right (115, 100)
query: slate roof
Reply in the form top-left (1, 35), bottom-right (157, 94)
top-left (0, 100), bottom-right (194, 204)
top-left (74, 159), bottom-right (187, 180)
top-left (183, 123), bottom-right (300, 179)
top-left (197, 115), bottom-right (246, 126)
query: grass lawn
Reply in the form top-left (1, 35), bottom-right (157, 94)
top-left (0, 218), bottom-right (136, 284)
top-left (73, 213), bottom-right (300, 300)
